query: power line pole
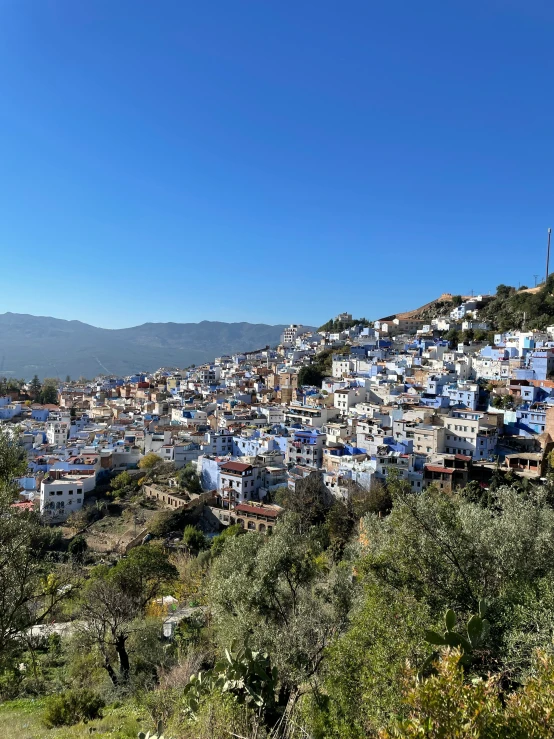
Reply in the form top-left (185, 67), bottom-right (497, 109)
top-left (534, 274), bottom-right (539, 287)
top-left (547, 228), bottom-right (552, 283)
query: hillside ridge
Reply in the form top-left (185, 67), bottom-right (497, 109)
top-left (0, 313), bottom-right (301, 379)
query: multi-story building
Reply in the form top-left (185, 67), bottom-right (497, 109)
top-left (202, 431), bottom-right (234, 456)
top-left (442, 411), bottom-right (498, 460)
top-left (285, 429), bottom-right (326, 468)
top-left (39, 469), bottom-right (96, 523)
top-left (333, 387), bottom-right (363, 414)
top-left (46, 420), bottom-right (70, 447)
top-left (218, 461), bottom-right (262, 507)
top-left (284, 404), bottom-right (338, 428)
top-left (442, 381), bottom-right (479, 410)
top-left (413, 424), bottom-right (446, 456)
top-left (281, 325), bottom-right (305, 348)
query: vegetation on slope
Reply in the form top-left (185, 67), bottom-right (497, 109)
top-left (479, 277), bottom-right (554, 331)
top-left (317, 317), bottom-right (372, 332)
top-left (6, 429), bottom-right (554, 736)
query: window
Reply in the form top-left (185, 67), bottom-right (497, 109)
top-left (56, 491), bottom-right (63, 496)
top-left (68, 490), bottom-right (73, 495)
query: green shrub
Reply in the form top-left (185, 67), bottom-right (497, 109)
top-left (183, 525), bottom-right (207, 552)
top-left (43, 688), bottom-right (105, 727)
top-left (68, 534), bottom-right (88, 560)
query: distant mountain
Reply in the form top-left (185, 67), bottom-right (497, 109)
top-left (0, 313), bottom-right (295, 379)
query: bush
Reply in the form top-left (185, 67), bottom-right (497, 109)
top-left (211, 524), bottom-right (243, 556)
top-left (68, 534), bottom-right (88, 560)
top-left (43, 689), bottom-right (105, 727)
top-left (183, 525), bottom-right (208, 552)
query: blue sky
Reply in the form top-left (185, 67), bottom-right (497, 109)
top-left (1, 0), bottom-right (553, 328)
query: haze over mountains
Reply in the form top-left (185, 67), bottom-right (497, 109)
top-left (0, 313), bottom-right (294, 379)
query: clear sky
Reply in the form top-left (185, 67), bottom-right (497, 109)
top-left (1, 0), bottom-right (553, 328)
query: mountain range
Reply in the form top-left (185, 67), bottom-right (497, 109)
top-left (0, 313), bottom-right (294, 380)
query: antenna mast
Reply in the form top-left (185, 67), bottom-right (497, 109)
top-left (546, 228), bottom-right (552, 283)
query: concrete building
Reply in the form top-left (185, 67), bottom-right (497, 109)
top-left (443, 411), bottom-right (498, 460)
top-left (285, 429), bottom-right (326, 468)
top-left (40, 469), bottom-right (96, 523)
top-left (413, 424), bottom-right (446, 456)
top-left (281, 325), bottom-right (306, 348)
top-left (219, 461), bottom-right (262, 506)
top-left (46, 421), bottom-right (70, 447)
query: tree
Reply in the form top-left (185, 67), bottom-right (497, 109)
top-left (320, 583), bottom-right (430, 738)
top-left (39, 380), bottom-right (58, 405)
top-left (0, 427), bottom-right (74, 675)
top-left (275, 471), bottom-right (333, 530)
top-left (112, 545), bottom-right (179, 607)
top-left (209, 514), bottom-right (353, 692)
top-left (451, 295), bottom-right (463, 307)
top-left (0, 426), bottom-right (28, 492)
top-left (326, 499), bottom-right (356, 559)
top-left (211, 524), bottom-right (243, 557)
top-left (110, 470), bottom-right (134, 497)
top-left (139, 453), bottom-right (163, 470)
top-left (177, 463), bottom-right (203, 495)
top-left (496, 283), bottom-right (515, 300)
top-left (298, 365), bottom-right (325, 387)
top-left (359, 483), bottom-right (554, 680)
top-left (348, 479), bottom-right (392, 518)
top-left (77, 546), bottom-right (177, 685)
top-left (29, 375), bottom-right (41, 399)
top-left (77, 577), bottom-right (138, 685)
top-left (183, 525), bottom-right (208, 552)
top-left (445, 328), bottom-right (460, 347)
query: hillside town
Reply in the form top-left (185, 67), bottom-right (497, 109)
top-left (5, 294), bottom-right (554, 544)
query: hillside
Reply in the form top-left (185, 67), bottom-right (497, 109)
top-left (0, 313), bottom-right (292, 379)
top-left (478, 278), bottom-right (554, 331)
top-left (379, 292), bottom-right (498, 323)
top-left (378, 293), bottom-right (463, 322)
top-left (376, 280), bottom-right (554, 332)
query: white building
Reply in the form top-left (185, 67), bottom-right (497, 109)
top-left (40, 470), bottom-right (96, 523)
top-left (450, 300), bottom-right (477, 320)
top-left (281, 324), bottom-right (306, 348)
top-left (443, 411), bottom-right (498, 460)
top-left (333, 387), bottom-right (364, 414)
top-left (442, 381), bottom-right (479, 410)
top-left (284, 404), bottom-right (339, 428)
top-left (219, 461), bottom-right (262, 506)
top-left (332, 355), bottom-right (355, 378)
top-left (259, 406), bottom-right (286, 425)
top-left (202, 431), bottom-right (234, 456)
top-left (196, 365), bottom-right (221, 385)
top-left (46, 421), bottom-right (70, 447)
